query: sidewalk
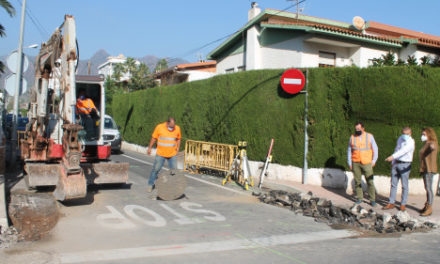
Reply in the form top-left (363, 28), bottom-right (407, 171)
top-left (265, 178), bottom-right (440, 224)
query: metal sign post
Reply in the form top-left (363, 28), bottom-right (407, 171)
top-left (300, 70), bottom-right (309, 184)
top-left (11, 0), bottom-right (27, 166)
top-left (280, 68), bottom-right (309, 185)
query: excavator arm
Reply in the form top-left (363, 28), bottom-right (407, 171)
top-left (21, 15), bottom-right (128, 201)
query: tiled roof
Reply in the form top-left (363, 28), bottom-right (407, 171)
top-left (263, 18), bottom-right (402, 45)
top-left (366, 21), bottom-right (440, 48)
top-left (207, 8), bottom-right (440, 60)
top-left (176, 61), bottom-right (216, 70)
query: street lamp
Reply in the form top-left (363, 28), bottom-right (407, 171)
top-left (8, 43), bottom-right (38, 165)
top-left (9, 0), bottom-right (38, 168)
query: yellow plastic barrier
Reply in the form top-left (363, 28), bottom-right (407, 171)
top-left (184, 140), bottom-right (237, 174)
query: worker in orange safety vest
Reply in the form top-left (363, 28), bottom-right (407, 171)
top-left (76, 89), bottom-right (99, 140)
top-left (146, 117), bottom-right (181, 192)
top-left (76, 89), bottom-right (97, 115)
top-left (347, 122), bottom-right (378, 207)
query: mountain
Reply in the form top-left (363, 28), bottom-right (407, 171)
top-left (0, 49), bottom-right (189, 100)
top-left (76, 49), bottom-right (110, 75)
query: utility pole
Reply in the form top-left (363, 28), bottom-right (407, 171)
top-left (11, 0), bottom-right (27, 167)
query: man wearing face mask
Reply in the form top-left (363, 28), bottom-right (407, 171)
top-left (383, 127), bottom-right (415, 211)
top-left (347, 122), bottom-right (379, 206)
top-left (146, 117), bottom-right (181, 192)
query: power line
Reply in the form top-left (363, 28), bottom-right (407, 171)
top-left (171, 2), bottom-right (306, 60)
top-left (14, 0), bottom-right (49, 40)
top-left (26, 4), bottom-right (49, 37)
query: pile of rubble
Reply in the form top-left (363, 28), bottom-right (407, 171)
top-left (254, 190), bottom-right (437, 234)
top-left (0, 226), bottom-right (21, 248)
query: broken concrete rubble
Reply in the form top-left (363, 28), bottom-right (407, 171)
top-left (254, 189), bottom-right (437, 234)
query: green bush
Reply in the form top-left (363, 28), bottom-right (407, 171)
top-left (111, 67), bottom-right (440, 178)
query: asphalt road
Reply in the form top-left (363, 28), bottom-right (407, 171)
top-left (2, 150), bottom-right (440, 264)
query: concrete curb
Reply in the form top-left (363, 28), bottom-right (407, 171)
top-left (121, 141), bottom-right (439, 196)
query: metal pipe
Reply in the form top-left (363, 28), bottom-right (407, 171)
top-left (11, 0), bottom-right (27, 165)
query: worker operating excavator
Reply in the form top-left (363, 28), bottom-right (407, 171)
top-left (76, 89), bottom-right (99, 140)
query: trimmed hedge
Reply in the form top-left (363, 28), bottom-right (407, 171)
top-left (111, 67), bottom-right (440, 178)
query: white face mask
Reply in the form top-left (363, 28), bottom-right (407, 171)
top-left (421, 135), bottom-right (428, 142)
top-left (167, 126), bottom-right (174, 131)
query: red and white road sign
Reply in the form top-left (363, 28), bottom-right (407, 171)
top-left (280, 69), bottom-right (305, 94)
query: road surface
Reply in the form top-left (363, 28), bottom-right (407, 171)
top-left (1, 150), bottom-right (440, 264)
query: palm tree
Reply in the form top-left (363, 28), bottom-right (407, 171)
top-left (0, 0), bottom-right (15, 73)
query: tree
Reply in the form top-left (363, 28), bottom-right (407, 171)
top-left (396, 59), bottom-right (405, 66)
top-left (406, 55), bottom-right (418, 66)
top-left (420, 55), bottom-right (431, 65)
top-left (0, 0), bottom-right (15, 74)
top-left (381, 52), bottom-right (396, 66)
top-left (111, 57), bottom-right (156, 92)
top-left (371, 57), bottom-right (384, 67)
top-left (154, 58), bottom-right (168, 73)
top-left (370, 52), bottom-right (395, 67)
top-left (432, 56), bottom-right (440, 67)
top-left (104, 76), bottom-right (123, 115)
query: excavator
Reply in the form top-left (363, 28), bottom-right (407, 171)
top-left (20, 15), bottom-right (129, 201)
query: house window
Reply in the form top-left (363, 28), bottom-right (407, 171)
top-left (319, 51), bottom-right (336, 67)
top-left (237, 66), bottom-right (246, 72)
top-left (225, 68), bottom-right (234, 74)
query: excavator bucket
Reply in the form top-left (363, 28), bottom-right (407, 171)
top-left (25, 163), bottom-right (87, 201)
top-left (24, 161), bottom-right (128, 201)
top-left (53, 170), bottom-right (87, 201)
top-left (25, 163), bottom-right (61, 187)
top-left (81, 162), bottom-right (129, 185)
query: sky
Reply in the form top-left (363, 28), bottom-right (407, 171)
top-left (1, 0), bottom-right (440, 62)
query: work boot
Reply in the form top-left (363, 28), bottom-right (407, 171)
top-left (382, 203), bottom-right (395, 210)
top-left (400, 205), bottom-right (406, 211)
top-left (420, 202), bottom-right (428, 214)
top-left (371, 201), bottom-right (377, 207)
top-left (421, 205), bottom-right (432, 216)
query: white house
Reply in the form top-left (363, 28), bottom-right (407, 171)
top-left (153, 61), bottom-right (217, 86)
top-left (97, 54), bottom-right (140, 82)
top-left (207, 3), bottom-right (440, 73)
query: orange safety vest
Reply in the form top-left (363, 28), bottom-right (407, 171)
top-left (351, 132), bottom-right (373, 165)
top-left (152, 122), bottom-right (181, 158)
top-left (76, 98), bottom-right (96, 114)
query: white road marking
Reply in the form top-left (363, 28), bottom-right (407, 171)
top-left (96, 202), bottom-right (226, 228)
top-left (59, 229), bottom-right (356, 263)
top-left (122, 154), bottom-right (245, 195)
top-left (185, 174), bottom-right (245, 195)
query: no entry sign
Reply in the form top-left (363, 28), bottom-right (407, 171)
top-left (280, 69), bottom-right (305, 94)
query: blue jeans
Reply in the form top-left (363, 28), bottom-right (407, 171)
top-left (389, 162), bottom-right (411, 205)
top-left (423, 172), bottom-right (434, 205)
top-left (147, 155), bottom-right (177, 186)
